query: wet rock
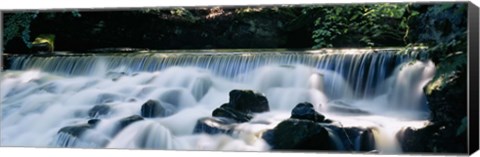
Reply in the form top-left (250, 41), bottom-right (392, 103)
top-left (425, 69), bottom-right (466, 125)
top-left (323, 119), bottom-right (334, 123)
top-left (321, 125), bottom-right (366, 151)
top-left (88, 105), bottom-right (111, 118)
top-left (290, 102), bottom-right (325, 122)
top-left (359, 128), bottom-right (376, 151)
top-left (269, 119), bottom-right (334, 150)
top-left (228, 89), bottom-right (269, 113)
top-left (212, 103), bottom-right (253, 122)
top-left (140, 99), bottom-right (175, 118)
top-left (106, 115), bottom-right (146, 139)
top-left (409, 66), bottom-right (468, 153)
top-left (117, 115), bottom-right (144, 129)
top-left (58, 123), bottom-right (93, 137)
top-left (261, 129), bottom-right (274, 146)
top-left (210, 89), bottom-right (270, 123)
top-left (396, 125), bottom-right (435, 152)
top-left (193, 117), bottom-right (236, 135)
top-left (106, 71), bottom-right (128, 81)
top-left (395, 123), bottom-right (468, 153)
top-left (87, 119), bottom-right (101, 126)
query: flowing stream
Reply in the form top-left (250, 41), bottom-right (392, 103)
top-left (1, 49), bottom-right (435, 153)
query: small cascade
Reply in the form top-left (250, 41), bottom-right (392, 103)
top-left (8, 50), bottom-right (423, 99)
top-left (107, 120), bottom-right (175, 149)
top-left (1, 49), bottom-right (435, 153)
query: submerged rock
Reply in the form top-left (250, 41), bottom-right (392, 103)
top-left (95, 93), bottom-right (123, 105)
top-left (327, 100), bottom-right (370, 115)
top-left (56, 115), bottom-right (144, 147)
top-left (57, 118), bottom-right (104, 137)
top-left (228, 89), bottom-right (269, 113)
top-left (140, 99), bottom-right (175, 118)
top-left (290, 102), bottom-right (326, 122)
top-left (321, 125), bottom-right (376, 151)
top-left (87, 119), bottom-right (101, 126)
top-left (58, 123), bottom-right (93, 137)
top-left (192, 117), bottom-right (237, 135)
top-left (190, 76), bottom-right (213, 101)
top-left (117, 115), bottom-right (144, 129)
top-left (106, 71), bottom-right (128, 81)
top-left (88, 105), bottom-right (111, 118)
top-left (212, 103), bottom-right (253, 122)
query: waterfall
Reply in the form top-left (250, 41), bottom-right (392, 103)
top-left (1, 49), bottom-right (434, 153)
top-left (7, 49), bottom-right (424, 100)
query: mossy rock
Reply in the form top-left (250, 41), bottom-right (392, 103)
top-left (32, 34), bottom-right (55, 52)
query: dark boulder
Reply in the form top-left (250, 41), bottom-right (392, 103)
top-left (359, 128), bottom-right (376, 151)
top-left (396, 122), bottom-right (466, 153)
top-left (212, 103), bottom-right (253, 122)
top-left (396, 125), bottom-right (437, 152)
top-left (140, 99), bottom-right (175, 118)
top-left (55, 123), bottom-right (95, 147)
top-left (411, 65), bottom-right (468, 153)
top-left (193, 117), bottom-right (237, 135)
top-left (264, 117), bottom-right (373, 151)
top-left (269, 119), bottom-right (334, 150)
top-left (228, 89), bottom-right (269, 113)
top-left (425, 69), bottom-right (467, 125)
top-left (88, 105), bottom-right (111, 118)
top-left (209, 89), bottom-right (270, 123)
top-left (261, 129), bottom-right (274, 146)
top-left (291, 102), bottom-right (326, 122)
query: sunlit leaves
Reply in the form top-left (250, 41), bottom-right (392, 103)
top-left (311, 4), bottom-right (410, 48)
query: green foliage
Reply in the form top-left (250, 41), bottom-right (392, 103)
top-left (410, 3), bottom-right (467, 94)
top-left (311, 4), bottom-right (410, 48)
top-left (3, 10), bottom-right (82, 50)
top-left (140, 8), bottom-right (199, 23)
top-left (3, 12), bottom-right (38, 48)
top-left (409, 3), bottom-right (467, 64)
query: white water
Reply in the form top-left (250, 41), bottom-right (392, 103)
top-left (1, 51), bottom-right (434, 153)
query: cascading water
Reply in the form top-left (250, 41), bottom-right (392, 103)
top-left (1, 49), bottom-right (435, 153)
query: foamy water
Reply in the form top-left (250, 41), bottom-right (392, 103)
top-left (1, 51), bottom-right (434, 153)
